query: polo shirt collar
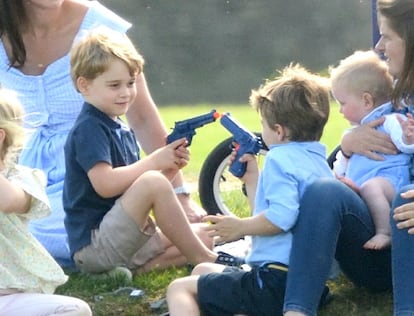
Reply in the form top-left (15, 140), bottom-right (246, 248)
top-left (81, 102), bottom-right (124, 130)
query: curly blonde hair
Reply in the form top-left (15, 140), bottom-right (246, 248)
top-left (0, 88), bottom-right (25, 166)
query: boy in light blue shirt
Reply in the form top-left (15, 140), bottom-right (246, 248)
top-left (166, 64), bottom-right (334, 316)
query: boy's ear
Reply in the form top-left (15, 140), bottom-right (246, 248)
top-left (362, 92), bottom-right (375, 109)
top-left (76, 77), bottom-right (90, 95)
top-left (274, 124), bottom-right (288, 141)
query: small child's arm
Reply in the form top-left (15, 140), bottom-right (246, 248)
top-left (332, 149), bottom-right (360, 193)
top-left (0, 173), bottom-right (31, 214)
top-left (228, 149), bottom-right (259, 211)
top-left (332, 149), bottom-right (348, 178)
top-left (0, 166), bottom-right (50, 217)
top-left (88, 138), bottom-right (188, 198)
top-left (336, 176), bottom-right (360, 194)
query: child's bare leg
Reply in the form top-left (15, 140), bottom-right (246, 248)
top-left (167, 275), bottom-right (201, 316)
top-left (191, 262), bottom-right (226, 275)
top-left (167, 263), bottom-right (230, 316)
top-left (360, 177), bottom-right (394, 250)
top-left (138, 225), bottom-right (214, 272)
top-left (120, 171), bottom-right (217, 265)
top-left (0, 293), bottom-right (92, 316)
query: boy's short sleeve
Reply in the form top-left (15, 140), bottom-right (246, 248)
top-left (71, 121), bottom-right (113, 173)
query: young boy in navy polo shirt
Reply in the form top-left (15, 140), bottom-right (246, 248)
top-left (63, 29), bottom-right (238, 277)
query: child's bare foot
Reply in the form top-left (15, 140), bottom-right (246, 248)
top-left (363, 233), bottom-right (391, 250)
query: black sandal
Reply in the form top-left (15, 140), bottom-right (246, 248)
top-left (214, 251), bottom-right (245, 267)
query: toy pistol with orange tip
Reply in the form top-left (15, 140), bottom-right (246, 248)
top-left (166, 109), bottom-right (220, 146)
top-left (220, 112), bottom-right (263, 177)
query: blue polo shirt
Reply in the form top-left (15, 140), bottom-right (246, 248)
top-left (63, 102), bottom-right (140, 257)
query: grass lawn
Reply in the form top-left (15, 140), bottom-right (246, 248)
top-left (56, 103), bottom-right (394, 315)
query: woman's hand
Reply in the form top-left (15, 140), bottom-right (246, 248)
top-left (394, 189), bottom-right (414, 234)
top-left (341, 117), bottom-right (397, 160)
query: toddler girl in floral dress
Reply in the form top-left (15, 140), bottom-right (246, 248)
top-left (0, 88), bottom-right (91, 316)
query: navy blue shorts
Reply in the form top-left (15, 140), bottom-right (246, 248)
top-left (197, 263), bottom-right (287, 316)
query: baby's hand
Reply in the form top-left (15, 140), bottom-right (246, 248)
top-left (398, 113), bottom-right (414, 145)
top-left (336, 176), bottom-right (360, 194)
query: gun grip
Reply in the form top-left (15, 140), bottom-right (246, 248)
top-left (229, 150), bottom-right (247, 177)
top-left (166, 133), bottom-right (194, 147)
top-left (229, 160), bottom-right (247, 178)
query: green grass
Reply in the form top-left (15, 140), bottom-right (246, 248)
top-left (56, 103), bottom-right (394, 315)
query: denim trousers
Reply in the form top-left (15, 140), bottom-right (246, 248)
top-left (283, 178), bottom-right (391, 316)
top-left (392, 184), bottom-right (414, 316)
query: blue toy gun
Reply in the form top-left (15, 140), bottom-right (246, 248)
top-left (166, 109), bottom-right (220, 146)
top-left (220, 112), bottom-right (263, 177)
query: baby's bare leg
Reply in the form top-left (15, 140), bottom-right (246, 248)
top-left (120, 171), bottom-right (217, 266)
top-left (360, 177), bottom-right (394, 250)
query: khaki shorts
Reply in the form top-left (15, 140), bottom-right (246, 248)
top-left (74, 199), bottom-right (165, 273)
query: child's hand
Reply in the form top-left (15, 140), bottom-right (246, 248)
top-left (173, 141), bottom-right (190, 169)
top-left (202, 214), bottom-right (243, 244)
top-left (150, 138), bottom-right (189, 171)
top-left (238, 152), bottom-right (259, 183)
top-left (228, 145), bottom-right (259, 182)
top-left (397, 113), bottom-right (414, 145)
top-left (336, 176), bottom-right (360, 194)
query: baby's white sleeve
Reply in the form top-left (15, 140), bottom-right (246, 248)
top-left (333, 150), bottom-right (348, 177)
top-left (385, 114), bottom-right (414, 153)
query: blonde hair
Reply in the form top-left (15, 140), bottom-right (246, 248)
top-left (329, 50), bottom-right (393, 107)
top-left (70, 28), bottom-right (145, 89)
top-left (0, 88), bottom-right (25, 166)
top-left (250, 63), bottom-right (330, 141)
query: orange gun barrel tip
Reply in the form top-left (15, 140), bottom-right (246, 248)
top-left (213, 111), bottom-right (221, 119)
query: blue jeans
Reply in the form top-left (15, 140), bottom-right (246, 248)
top-left (283, 178), bottom-right (391, 316)
top-left (392, 184), bottom-right (414, 316)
